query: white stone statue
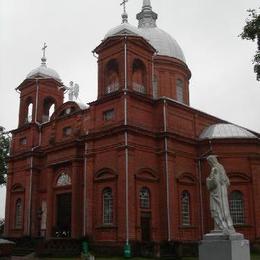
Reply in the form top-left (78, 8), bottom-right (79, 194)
top-left (68, 81), bottom-right (79, 101)
top-left (206, 155), bottom-right (235, 235)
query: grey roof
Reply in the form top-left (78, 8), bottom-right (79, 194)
top-left (104, 0), bottom-right (186, 63)
top-left (104, 22), bottom-right (140, 39)
top-left (200, 123), bottom-right (257, 140)
top-left (138, 27), bottom-right (186, 62)
top-left (27, 63), bottom-right (61, 82)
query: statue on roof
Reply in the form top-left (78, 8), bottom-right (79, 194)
top-left (68, 81), bottom-right (79, 101)
top-left (206, 155), bottom-right (235, 235)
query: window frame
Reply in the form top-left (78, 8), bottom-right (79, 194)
top-left (103, 188), bottom-right (113, 225)
top-left (230, 191), bottom-right (245, 225)
top-left (15, 198), bottom-right (23, 229)
top-left (139, 187), bottom-right (151, 209)
top-left (181, 191), bottom-right (191, 226)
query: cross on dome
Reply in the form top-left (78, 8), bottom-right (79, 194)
top-left (120, 0), bottom-right (128, 13)
top-left (120, 0), bottom-right (129, 23)
top-left (41, 42), bottom-right (47, 65)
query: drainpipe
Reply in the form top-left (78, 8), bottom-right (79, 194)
top-left (83, 137), bottom-right (88, 236)
top-left (123, 36), bottom-right (129, 246)
top-left (197, 140), bottom-right (212, 238)
top-left (163, 99), bottom-right (171, 241)
top-left (27, 78), bottom-right (42, 236)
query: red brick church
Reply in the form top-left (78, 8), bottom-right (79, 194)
top-left (4, 0), bottom-right (260, 255)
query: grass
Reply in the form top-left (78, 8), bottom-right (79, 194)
top-left (41, 254), bottom-right (260, 260)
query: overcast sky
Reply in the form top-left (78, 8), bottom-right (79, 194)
top-left (0, 0), bottom-right (259, 218)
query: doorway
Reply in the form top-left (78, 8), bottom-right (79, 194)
top-left (56, 193), bottom-right (72, 237)
top-left (141, 212), bottom-right (151, 242)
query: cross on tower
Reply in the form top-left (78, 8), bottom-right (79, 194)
top-left (120, 0), bottom-right (128, 13)
top-left (42, 43), bottom-right (47, 59)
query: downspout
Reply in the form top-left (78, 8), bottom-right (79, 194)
top-left (123, 36), bottom-right (129, 245)
top-left (83, 137), bottom-right (88, 236)
top-left (163, 99), bottom-right (171, 241)
top-left (28, 78), bottom-right (42, 236)
top-left (197, 140), bottom-right (212, 238)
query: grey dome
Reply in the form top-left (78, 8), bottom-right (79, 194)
top-left (104, 22), bottom-right (140, 39)
top-left (104, 0), bottom-right (186, 63)
top-left (138, 27), bottom-right (185, 62)
top-left (27, 63), bottom-right (61, 82)
top-left (200, 123), bottom-right (257, 140)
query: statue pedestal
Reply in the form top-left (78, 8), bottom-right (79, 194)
top-left (199, 232), bottom-right (250, 260)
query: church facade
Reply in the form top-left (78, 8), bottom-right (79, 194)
top-left (4, 0), bottom-right (260, 253)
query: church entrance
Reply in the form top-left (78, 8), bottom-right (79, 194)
top-left (141, 212), bottom-right (151, 242)
top-left (55, 193), bottom-right (72, 237)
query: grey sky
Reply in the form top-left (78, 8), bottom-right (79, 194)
top-left (0, 0), bottom-right (259, 218)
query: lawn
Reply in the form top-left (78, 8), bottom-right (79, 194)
top-left (38, 254), bottom-right (260, 259)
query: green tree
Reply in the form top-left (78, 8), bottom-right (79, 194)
top-left (0, 218), bottom-right (4, 235)
top-left (0, 127), bottom-right (10, 185)
top-left (240, 8), bottom-right (260, 81)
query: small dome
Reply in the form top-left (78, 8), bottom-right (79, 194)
top-left (27, 63), bottom-right (61, 82)
top-left (138, 27), bottom-right (185, 62)
top-left (200, 123), bottom-right (257, 140)
top-left (104, 22), bottom-right (140, 39)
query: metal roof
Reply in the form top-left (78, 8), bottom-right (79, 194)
top-left (26, 63), bottom-right (61, 82)
top-left (200, 123), bottom-right (257, 140)
top-left (104, 0), bottom-right (186, 63)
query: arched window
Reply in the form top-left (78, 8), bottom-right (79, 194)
top-left (176, 79), bottom-right (184, 103)
top-left (181, 191), bottom-right (191, 226)
top-left (15, 199), bottom-right (22, 229)
top-left (139, 187), bottom-right (150, 209)
top-left (105, 59), bottom-right (119, 94)
top-left (24, 97), bottom-right (33, 123)
top-left (132, 59), bottom-right (146, 94)
top-left (57, 172), bottom-right (71, 186)
top-left (103, 188), bottom-right (113, 224)
top-left (27, 103), bottom-right (33, 123)
top-left (230, 191), bottom-right (245, 225)
top-left (42, 97), bottom-right (56, 122)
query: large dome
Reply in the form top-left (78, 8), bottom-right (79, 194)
top-left (138, 27), bottom-right (185, 62)
top-left (104, 0), bottom-right (186, 63)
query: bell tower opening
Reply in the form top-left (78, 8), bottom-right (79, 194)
top-left (42, 97), bottom-right (56, 123)
top-left (132, 59), bottom-right (146, 94)
top-left (105, 59), bottom-right (120, 94)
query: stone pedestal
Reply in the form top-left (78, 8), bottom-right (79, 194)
top-left (199, 232), bottom-right (250, 260)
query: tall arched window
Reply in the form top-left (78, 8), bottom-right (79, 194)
top-left (230, 191), bottom-right (245, 225)
top-left (15, 199), bottom-right (22, 229)
top-left (105, 59), bottom-right (119, 94)
top-left (132, 59), bottom-right (146, 94)
top-left (25, 97), bottom-right (33, 123)
top-left (176, 79), bottom-right (184, 103)
top-left (103, 188), bottom-right (113, 224)
top-left (139, 187), bottom-right (150, 209)
top-left (181, 191), bottom-right (191, 226)
top-left (27, 103), bottom-right (33, 123)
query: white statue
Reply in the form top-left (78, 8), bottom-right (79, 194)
top-left (68, 81), bottom-right (79, 101)
top-left (206, 155), bottom-right (235, 235)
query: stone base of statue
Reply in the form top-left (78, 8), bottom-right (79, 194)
top-left (199, 231), bottom-right (250, 260)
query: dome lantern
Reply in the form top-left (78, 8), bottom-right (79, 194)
top-left (136, 0), bottom-right (158, 28)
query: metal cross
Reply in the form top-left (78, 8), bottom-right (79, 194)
top-left (42, 42), bottom-right (47, 58)
top-left (120, 0), bottom-right (128, 13)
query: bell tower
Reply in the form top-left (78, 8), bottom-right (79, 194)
top-left (93, 11), bottom-right (156, 99)
top-left (17, 44), bottom-right (64, 127)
